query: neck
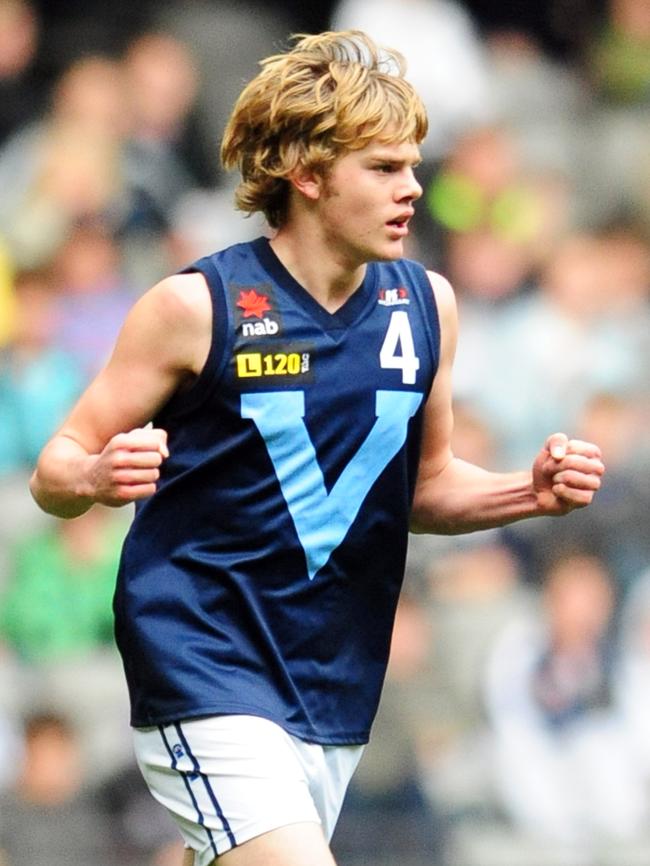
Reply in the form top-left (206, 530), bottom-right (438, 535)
top-left (270, 226), bottom-right (367, 313)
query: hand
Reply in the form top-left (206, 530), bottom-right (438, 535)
top-left (532, 432), bottom-right (605, 516)
top-left (85, 426), bottom-right (169, 507)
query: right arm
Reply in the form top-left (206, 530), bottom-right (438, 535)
top-left (30, 272), bottom-right (212, 518)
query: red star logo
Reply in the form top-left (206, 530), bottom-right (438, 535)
top-left (236, 289), bottom-right (272, 319)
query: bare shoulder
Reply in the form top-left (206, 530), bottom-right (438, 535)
top-left (146, 271), bottom-right (212, 330)
top-left (426, 269), bottom-right (458, 343)
top-left (426, 270), bottom-right (457, 317)
top-left (119, 271), bottom-right (212, 377)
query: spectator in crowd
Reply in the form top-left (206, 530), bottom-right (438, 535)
top-left (566, 0), bottom-right (650, 229)
top-left (574, 390), bottom-right (650, 589)
top-left (0, 507), bottom-right (121, 665)
top-left (121, 32), bottom-right (203, 225)
top-left (29, 0), bottom-right (152, 82)
top-left (48, 221), bottom-right (135, 382)
top-left (586, 0), bottom-right (650, 106)
top-left (453, 229), bottom-right (648, 469)
top-left (332, 591), bottom-right (449, 866)
top-left (0, 268), bottom-right (83, 478)
top-left (0, 507), bottom-right (132, 779)
top-left (424, 123), bottom-right (570, 282)
top-left (99, 761), bottom-right (184, 866)
top-left (0, 54), bottom-right (128, 269)
top-left (480, 26), bottom-right (590, 172)
top-left (483, 553), bottom-right (647, 854)
top-left (461, 0), bottom-right (595, 62)
top-left (0, 711), bottom-right (116, 866)
top-left (330, 0), bottom-right (494, 162)
top-left (497, 225), bottom-right (650, 589)
top-left (153, 0), bottom-right (292, 186)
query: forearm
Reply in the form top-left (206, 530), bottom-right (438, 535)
top-left (30, 435), bottom-right (98, 519)
top-left (410, 457), bottom-right (540, 535)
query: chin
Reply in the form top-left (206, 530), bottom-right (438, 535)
top-left (350, 237), bottom-right (404, 265)
top-left (375, 241), bottom-right (404, 261)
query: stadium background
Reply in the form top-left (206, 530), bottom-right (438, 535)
top-left (0, 1), bottom-right (649, 864)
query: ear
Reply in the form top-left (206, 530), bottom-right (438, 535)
top-left (288, 164), bottom-right (322, 202)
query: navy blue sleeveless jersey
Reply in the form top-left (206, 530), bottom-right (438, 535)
top-left (114, 237), bottom-right (440, 744)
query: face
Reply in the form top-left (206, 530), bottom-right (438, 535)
top-left (312, 138), bottom-right (423, 266)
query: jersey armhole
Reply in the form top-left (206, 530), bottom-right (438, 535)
top-left (154, 257), bottom-right (231, 420)
top-left (410, 261), bottom-right (442, 395)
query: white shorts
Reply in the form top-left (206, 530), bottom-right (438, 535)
top-left (133, 714), bottom-right (364, 866)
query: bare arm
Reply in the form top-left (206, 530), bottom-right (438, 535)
top-left (30, 272), bottom-right (212, 518)
top-left (410, 273), bottom-right (605, 534)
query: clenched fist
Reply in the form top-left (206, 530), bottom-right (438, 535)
top-left (86, 425), bottom-right (170, 507)
top-left (533, 433), bottom-right (605, 516)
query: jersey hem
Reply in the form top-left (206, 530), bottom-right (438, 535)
top-left (131, 704), bottom-right (371, 747)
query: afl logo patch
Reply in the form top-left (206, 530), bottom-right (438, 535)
top-left (378, 287), bottom-right (410, 306)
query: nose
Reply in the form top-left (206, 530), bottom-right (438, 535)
top-left (397, 167), bottom-right (422, 202)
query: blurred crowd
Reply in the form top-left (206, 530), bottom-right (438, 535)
top-left (0, 1), bottom-right (649, 865)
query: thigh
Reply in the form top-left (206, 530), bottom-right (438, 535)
top-left (215, 822), bottom-right (337, 866)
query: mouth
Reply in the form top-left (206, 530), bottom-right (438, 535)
top-left (386, 219), bottom-right (410, 237)
top-left (386, 211), bottom-right (414, 236)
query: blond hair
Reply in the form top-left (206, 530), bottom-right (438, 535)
top-left (221, 30), bottom-right (428, 228)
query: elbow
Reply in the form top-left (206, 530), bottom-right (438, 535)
top-left (29, 466), bottom-right (49, 513)
top-left (409, 511), bottom-right (466, 536)
top-left (411, 453), bottom-right (460, 534)
top-left (409, 499), bottom-right (433, 534)
top-left (409, 495), bottom-right (459, 536)
top-left (410, 480), bottom-right (479, 536)
top-left (410, 484), bottom-right (442, 534)
top-left (29, 465), bottom-right (90, 520)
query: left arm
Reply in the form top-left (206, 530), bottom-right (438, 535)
top-left (410, 273), bottom-right (605, 535)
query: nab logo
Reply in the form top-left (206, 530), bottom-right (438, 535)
top-left (234, 286), bottom-right (282, 338)
top-left (242, 318), bottom-right (279, 337)
top-left (378, 287), bottom-right (410, 307)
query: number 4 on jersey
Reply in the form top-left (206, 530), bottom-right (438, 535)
top-left (380, 311), bottom-right (420, 385)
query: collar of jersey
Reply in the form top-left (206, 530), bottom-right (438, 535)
top-left (251, 236), bottom-right (378, 336)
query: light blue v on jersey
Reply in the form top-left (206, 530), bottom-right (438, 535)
top-left (114, 237), bottom-right (440, 744)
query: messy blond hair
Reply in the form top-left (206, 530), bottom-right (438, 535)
top-left (221, 30), bottom-right (428, 228)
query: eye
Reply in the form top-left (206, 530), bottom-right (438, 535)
top-left (375, 163), bottom-right (396, 174)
